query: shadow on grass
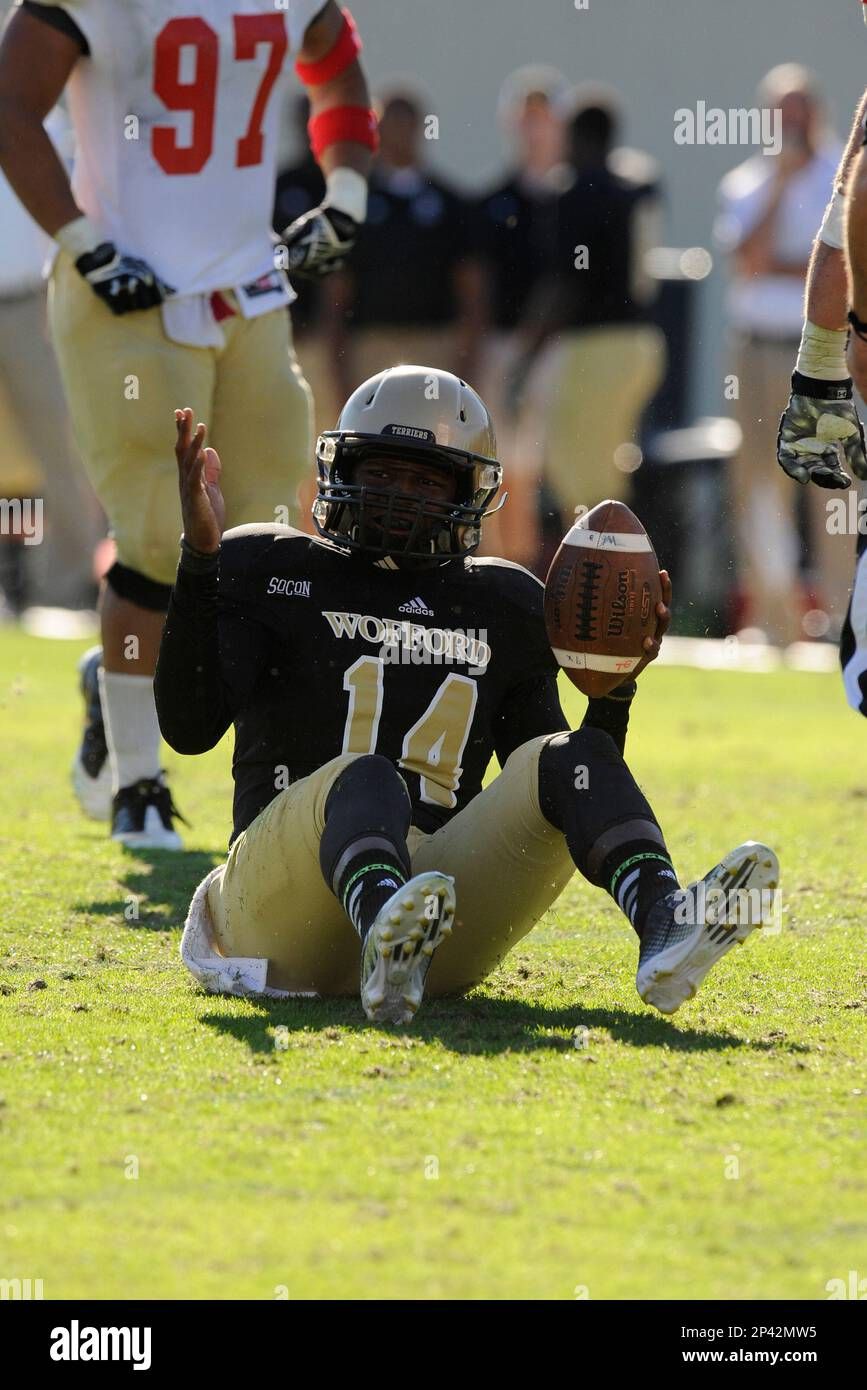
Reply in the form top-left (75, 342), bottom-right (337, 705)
top-left (74, 849), bottom-right (223, 930)
top-left (196, 993), bottom-right (807, 1057)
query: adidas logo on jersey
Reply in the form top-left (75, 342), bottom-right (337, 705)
top-left (398, 596), bottom-right (434, 616)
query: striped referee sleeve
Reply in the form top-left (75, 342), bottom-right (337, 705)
top-left (841, 527), bottom-right (867, 717)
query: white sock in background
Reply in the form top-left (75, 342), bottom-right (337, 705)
top-left (98, 670), bottom-right (162, 794)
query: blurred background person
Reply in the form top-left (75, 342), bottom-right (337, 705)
top-left (323, 84), bottom-right (481, 407)
top-left (470, 64), bottom-right (571, 568)
top-left (716, 63), bottom-right (843, 645)
top-left (508, 85), bottom-right (666, 573)
top-left (0, 113), bottom-right (102, 616)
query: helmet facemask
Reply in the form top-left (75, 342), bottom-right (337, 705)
top-left (313, 432), bottom-right (503, 566)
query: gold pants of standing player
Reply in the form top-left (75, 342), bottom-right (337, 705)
top-left (517, 323), bottom-right (667, 512)
top-left (207, 736), bottom-right (575, 996)
top-left (48, 252), bottom-right (313, 585)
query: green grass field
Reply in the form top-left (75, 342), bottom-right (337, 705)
top-left (0, 628), bottom-right (865, 1301)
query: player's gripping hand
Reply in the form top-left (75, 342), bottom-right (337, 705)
top-left (74, 241), bottom-right (175, 315)
top-left (279, 203), bottom-right (359, 280)
top-left (777, 372), bottom-right (867, 489)
top-left (174, 408), bottom-right (225, 555)
top-left (628, 569), bottom-right (672, 684)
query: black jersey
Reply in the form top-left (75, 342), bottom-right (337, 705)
top-left (156, 525), bottom-right (573, 844)
top-left (344, 168), bottom-right (472, 328)
top-left (550, 163), bottom-right (659, 329)
top-left (472, 171), bottom-right (562, 330)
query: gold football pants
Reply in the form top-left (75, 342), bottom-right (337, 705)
top-left (48, 253), bottom-right (312, 585)
top-left (207, 736), bottom-right (575, 996)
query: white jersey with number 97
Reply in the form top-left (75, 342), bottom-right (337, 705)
top-left (39, 0), bottom-right (325, 295)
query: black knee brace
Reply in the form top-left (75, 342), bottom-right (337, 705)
top-left (319, 755), bottom-right (413, 894)
top-left (538, 727), bottom-right (665, 885)
top-left (106, 561), bottom-right (173, 612)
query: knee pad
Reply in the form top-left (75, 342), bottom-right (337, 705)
top-left (105, 561), bottom-right (173, 612)
top-left (319, 755), bottom-right (413, 890)
top-left (538, 727), bottom-right (623, 829)
top-left (538, 728), bottom-right (660, 881)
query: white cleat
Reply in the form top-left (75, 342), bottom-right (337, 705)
top-left (72, 748), bottom-right (112, 821)
top-left (71, 645), bottom-right (112, 820)
top-left (636, 841), bottom-right (780, 1016)
top-left (360, 870), bottom-right (455, 1026)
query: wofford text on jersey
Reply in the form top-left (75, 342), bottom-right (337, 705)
top-left (322, 610), bottom-right (492, 671)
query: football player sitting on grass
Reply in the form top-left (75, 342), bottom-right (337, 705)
top-left (156, 366), bottom-right (779, 1025)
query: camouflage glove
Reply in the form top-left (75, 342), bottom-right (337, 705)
top-left (777, 371), bottom-right (867, 489)
top-left (280, 204), bottom-right (358, 280)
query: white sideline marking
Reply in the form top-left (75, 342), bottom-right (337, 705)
top-left (653, 635), bottom-right (839, 673)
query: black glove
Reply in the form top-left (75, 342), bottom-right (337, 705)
top-left (280, 204), bottom-right (358, 280)
top-left (75, 242), bottom-right (174, 315)
top-left (777, 371), bottom-right (867, 489)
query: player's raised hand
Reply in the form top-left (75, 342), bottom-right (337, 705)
top-left (630, 569), bottom-right (672, 682)
top-left (777, 376), bottom-right (867, 488)
top-left (174, 408), bottom-right (225, 555)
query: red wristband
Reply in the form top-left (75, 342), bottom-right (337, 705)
top-left (295, 7), bottom-right (361, 86)
top-left (308, 105), bottom-right (379, 160)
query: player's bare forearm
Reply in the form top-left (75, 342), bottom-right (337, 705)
top-left (309, 67), bottom-right (373, 178)
top-left (298, 1), bottom-right (373, 179)
top-left (0, 10), bottom-right (81, 235)
top-left (804, 241), bottom-right (848, 331)
top-left (846, 149), bottom-right (867, 399)
top-left (841, 93), bottom-right (867, 398)
top-left (837, 86), bottom-right (867, 194)
top-left (0, 110), bottom-right (79, 234)
top-left (847, 149), bottom-right (867, 318)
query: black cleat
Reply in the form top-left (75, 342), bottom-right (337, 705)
top-left (111, 772), bottom-right (187, 850)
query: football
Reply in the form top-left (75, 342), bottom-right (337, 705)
top-left (544, 499), bottom-right (662, 698)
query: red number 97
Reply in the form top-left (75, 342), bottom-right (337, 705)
top-left (152, 14), bottom-right (288, 176)
top-left (152, 17), bottom-right (218, 175)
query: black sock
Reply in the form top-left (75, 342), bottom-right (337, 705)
top-left (537, 729), bottom-right (679, 939)
top-left (338, 853), bottom-right (407, 940)
top-left (599, 841), bottom-right (679, 938)
top-left (318, 756), bottom-right (414, 941)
